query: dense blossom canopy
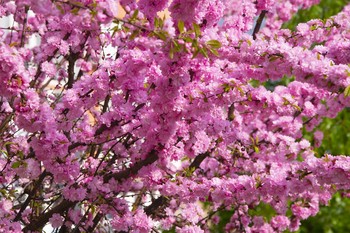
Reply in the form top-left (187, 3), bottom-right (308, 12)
top-left (1, 0), bottom-right (350, 232)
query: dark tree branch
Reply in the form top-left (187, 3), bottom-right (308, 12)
top-left (94, 119), bottom-right (121, 137)
top-left (189, 152), bottom-right (210, 170)
top-left (68, 142), bottom-right (87, 152)
top-left (20, 6), bottom-right (29, 47)
top-left (30, 33), bottom-right (71, 88)
top-left (87, 212), bottom-right (103, 232)
top-left (58, 224), bottom-right (69, 233)
top-left (14, 170), bottom-right (47, 222)
top-left (144, 152), bottom-right (210, 218)
top-left (23, 199), bottom-right (76, 232)
top-left (252, 10), bottom-right (267, 40)
top-left (103, 149), bottom-right (159, 183)
top-left (0, 113), bottom-right (14, 135)
top-left (102, 94), bottom-right (111, 113)
top-left (21, 149), bottom-right (157, 232)
top-left (66, 31), bottom-right (90, 89)
top-left (67, 51), bottom-right (79, 89)
top-left (144, 196), bottom-right (168, 217)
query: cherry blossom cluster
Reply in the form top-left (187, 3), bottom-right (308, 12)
top-left (1, 0), bottom-right (350, 232)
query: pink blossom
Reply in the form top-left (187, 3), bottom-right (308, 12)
top-left (138, 0), bottom-right (168, 20)
top-left (314, 130), bottom-right (324, 147)
top-left (49, 213), bottom-right (64, 228)
top-left (271, 215), bottom-right (290, 231)
top-left (176, 225), bottom-right (204, 233)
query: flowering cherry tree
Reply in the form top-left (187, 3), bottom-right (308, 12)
top-left (1, 0), bottom-right (350, 232)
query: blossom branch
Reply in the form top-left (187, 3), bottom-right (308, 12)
top-left (14, 170), bottom-right (48, 222)
top-left (103, 149), bottom-right (159, 183)
top-left (144, 152), bottom-right (210, 218)
top-left (23, 199), bottom-right (76, 232)
top-left (252, 10), bottom-right (267, 40)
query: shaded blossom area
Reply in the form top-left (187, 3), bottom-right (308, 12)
top-left (1, 0), bottom-right (350, 232)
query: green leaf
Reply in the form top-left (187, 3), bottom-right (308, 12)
top-left (154, 17), bottom-right (164, 29)
top-left (249, 79), bottom-right (261, 88)
top-left (159, 17), bottom-right (164, 28)
top-left (192, 47), bottom-right (200, 58)
top-left (88, 2), bottom-right (97, 8)
top-left (122, 26), bottom-right (130, 32)
top-left (206, 40), bottom-right (222, 49)
top-left (90, 9), bottom-right (97, 17)
top-left (169, 47), bottom-right (175, 59)
top-left (70, 7), bottom-right (80, 15)
top-left (163, 227), bottom-right (176, 233)
top-left (310, 24), bottom-right (318, 30)
top-left (183, 166), bottom-right (196, 177)
top-left (344, 85), bottom-right (350, 97)
top-left (199, 46), bottom-right (209, 58)
top-left (346, 69), bottom-right (350, 77)
top-left (154, 17), bottom-right (159, 28)
top-left (191, 39), bottom-right (198, 48)
top-left (154, 31), bottom-right (167, 41)
top-left (292, 104), bottom-right (302, 112)
top-left (178, 20), bottom-right (185, 33)
top-left (172, 40), bottom-right (181, 52)
top-left (0, 189), bottom-right (7, 196)
top-left (237, 86), bottom-right (245, 96)
top-left (71, 1), bottom-right (84, 7)
top-left (55, 3), bottom-right (65, 14)
top-left (0, 150), bottom-right (8, 157)
top-left (182, 37), bottom-right (193, 43)
top-left (131, 9), bottom-right (139, 21)
top-left (254, 146), bottom-right (260, 153)
top-left (129, 30), bottom-right (140, 40)
top-left (3, 141), bottom-right (14, 147)
top-left (18, 151), bottom-right (24, 160)
top-left (248, 202), bottom-right (276, 221)
top-left (11, 161), bottom-right (21, 169)
top-left (193, 23), bottom-right (201, 37)
top-left (268, 53), bottom-right (284, 62)
top-left (208, 47), bottom-right (219, 57)
top-left (111, 25), bottom-right (121, 37)
top-left (246, 39), bottom-right (252, 46)
top-left (223, 83), bottom-right (231, 93)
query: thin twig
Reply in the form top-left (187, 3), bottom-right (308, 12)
top-left (20, 6), bottom-right (29, 47)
